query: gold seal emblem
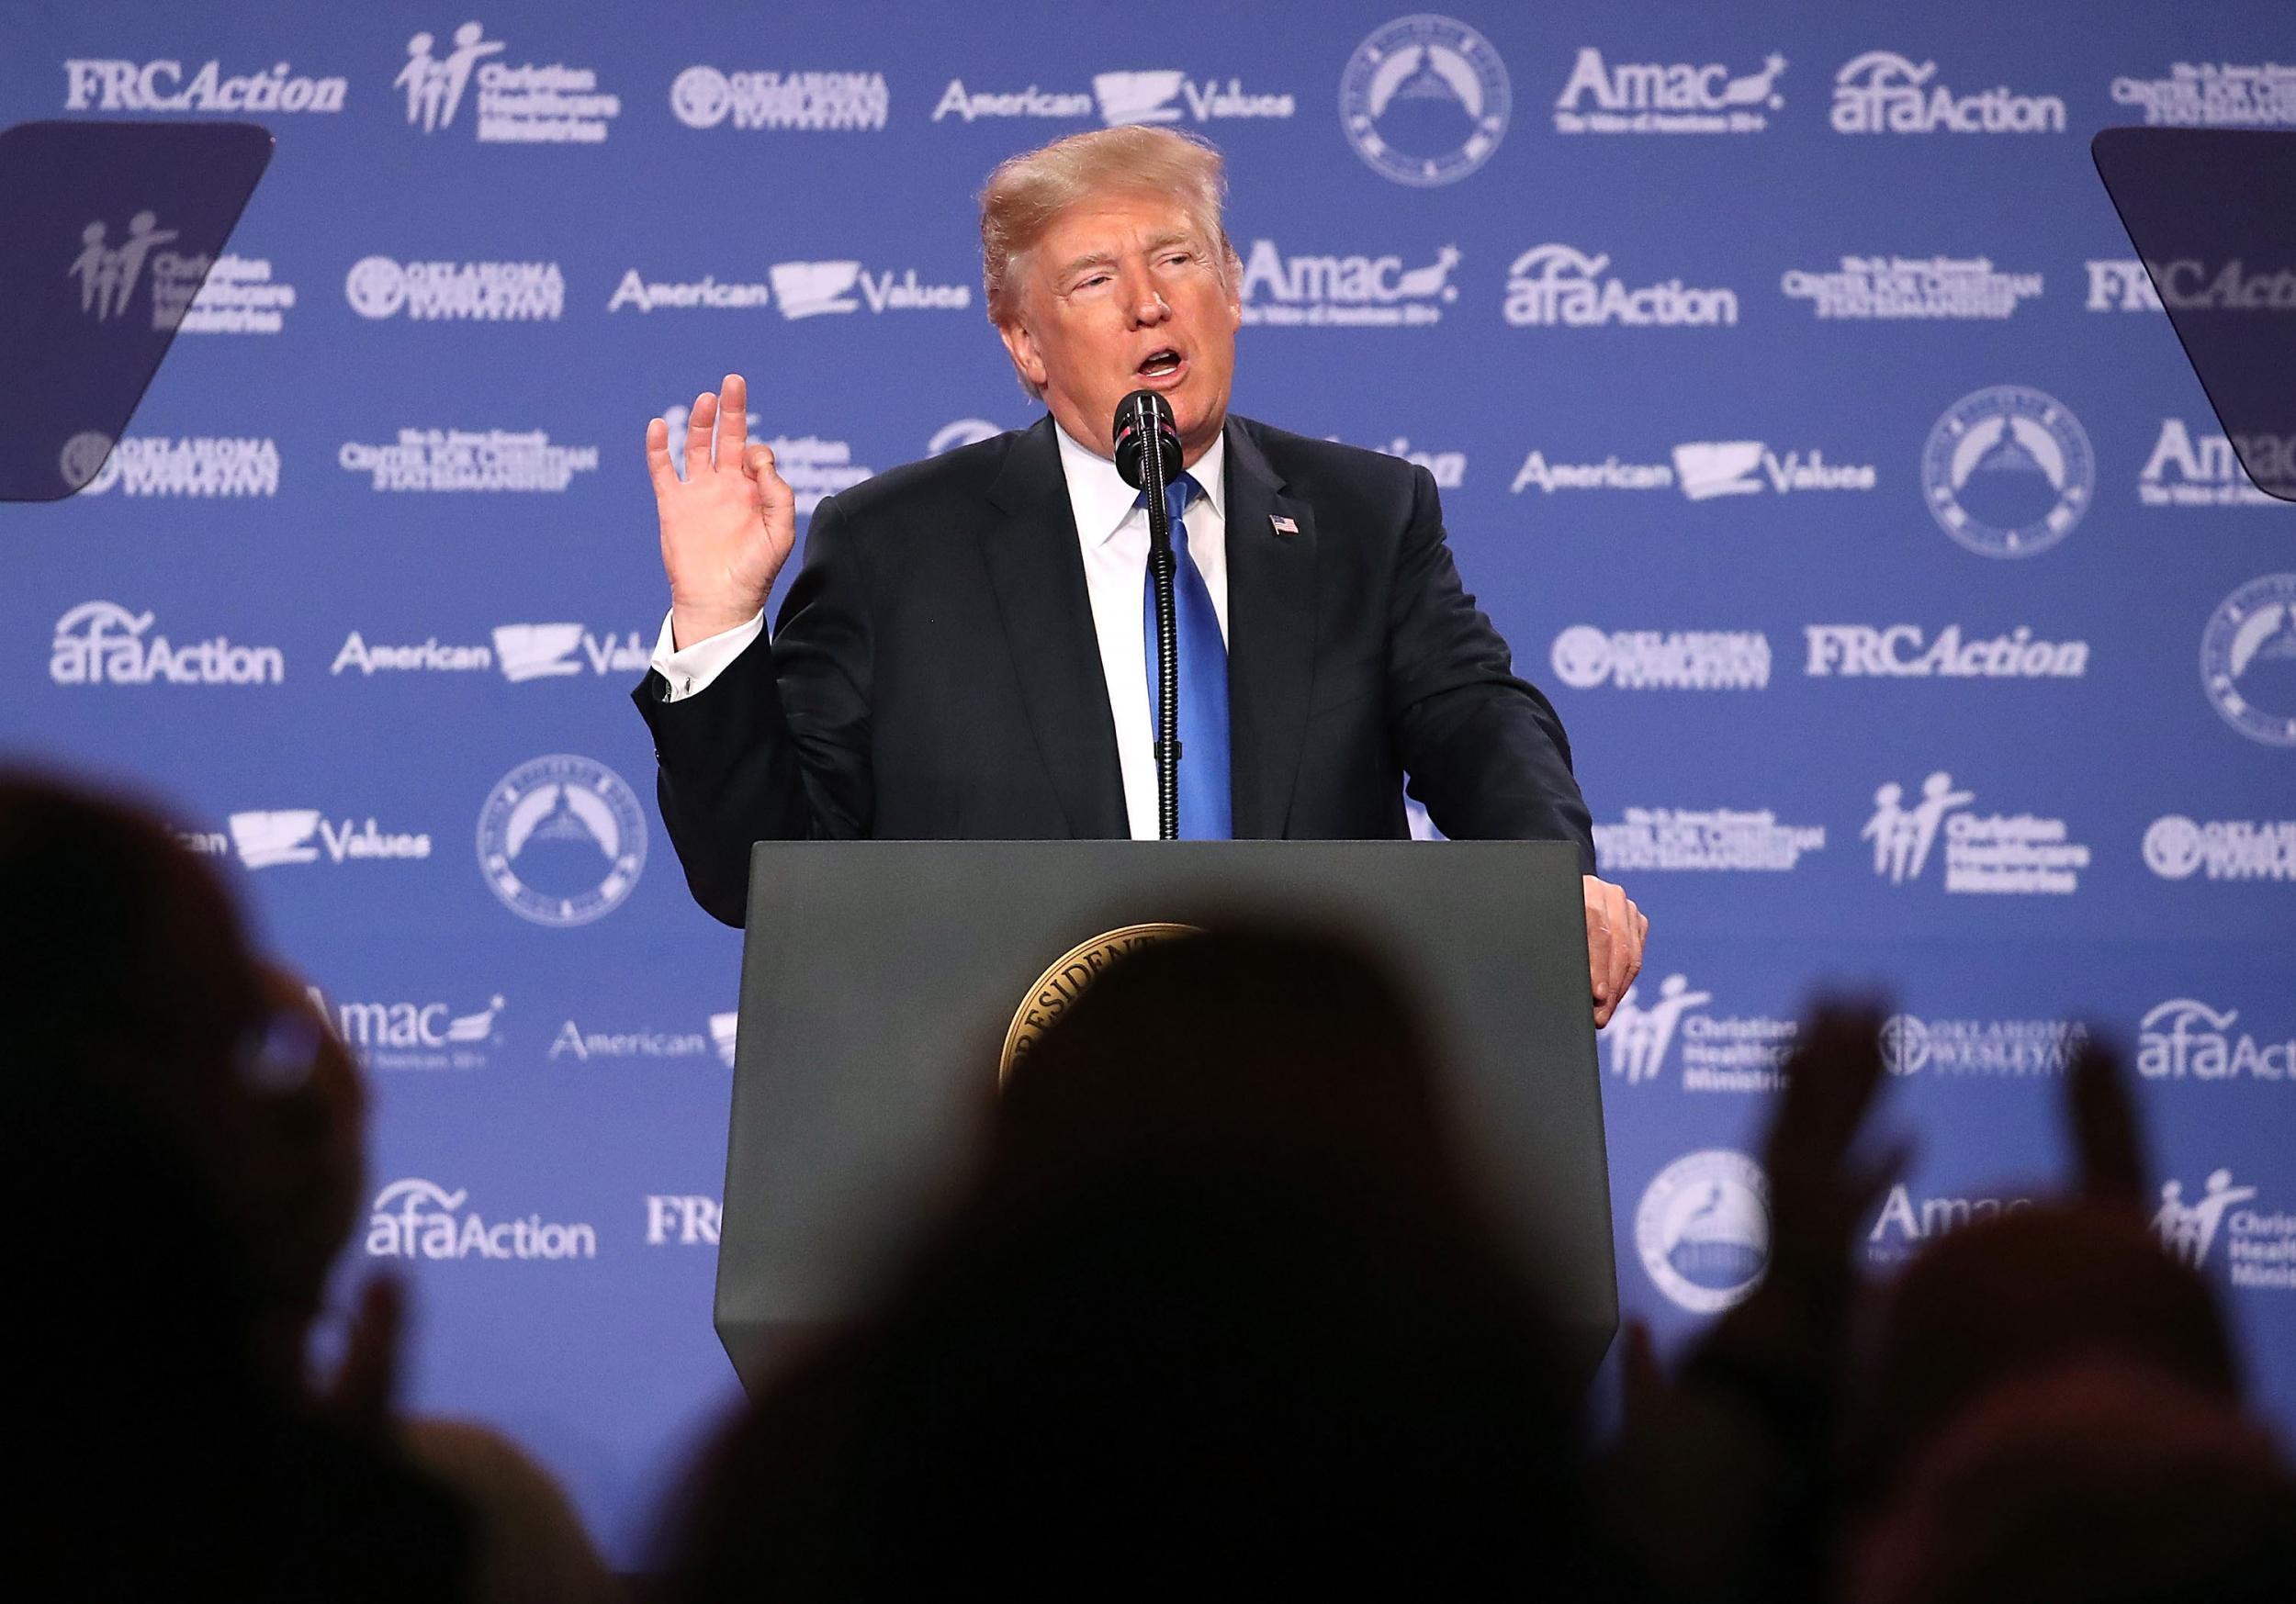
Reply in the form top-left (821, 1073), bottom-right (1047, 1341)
top-left (999, 923), bottom-right (1200, 1082)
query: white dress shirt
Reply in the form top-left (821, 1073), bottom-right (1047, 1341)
top-left (649, 421), bottom-right (1230, 841)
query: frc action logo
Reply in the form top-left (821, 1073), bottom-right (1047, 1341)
top-left (2201, 575), bottom-right (2296, 746)
top-left (476, 755), bottom-right (647, 927)
top-left (64, 57), bottom-right (345, 114)
top-left (1920, 387), bottom-right (2092, 557)
top-left (1636, 1150), bottom-right (1771, 1313)
top-left (1340, 15), bottom-right (1511, 187)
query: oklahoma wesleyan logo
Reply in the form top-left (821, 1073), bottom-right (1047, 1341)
top-left (1919, 386), bottom-right (2092, 557)
top-left (476, 755), bottom-right (646, 926)
top-left (1340, 15), bottom-right (1511, 187)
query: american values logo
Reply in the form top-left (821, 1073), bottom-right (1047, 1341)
top-left (227, 810), bottom-right (433, 870)
top-left (331, 624), bottom-right (647, 680)
top-left (930, 71), bottom-right (1293, 127)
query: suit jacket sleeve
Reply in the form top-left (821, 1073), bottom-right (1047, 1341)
top-left (630, 497), bottom-right (875, 926)
top-left (1384, 465), bottom-right (1597, 874)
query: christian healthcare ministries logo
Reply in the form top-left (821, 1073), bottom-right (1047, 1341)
top-left (1637, 1150), bottom-right (1771, 1314)
top-left (1920, 387), bottom-right (2092, 557)
top-left (2201, 574), bottom-right (2296, 746)
top-left (396, 22), bottom-right (620, 141)
top-left (1865, 772), bottom-right (2090, 895)
top-left (1553, 48), bottom-right (1784, 135)
top-left (670, 66), bottom-right (889, 130)
top-left (477, 755), bottom-right (646, 927)
top-left (1340, 16), bottom-right (1511, 187)
top-left (1831, 52), bottom-right (2066, 134)
top-left (1604, 977), bottom-right (1797, 1094)
top-left (2154, 1171), bottom-right (2296, 1294)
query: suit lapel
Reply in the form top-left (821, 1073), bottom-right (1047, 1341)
top-left (980, 418), bottom-right (1129, 838)
top-left (1222, 420), bottom-right (1318, 839)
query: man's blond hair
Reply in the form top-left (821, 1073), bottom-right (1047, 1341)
top-left (979, 126), bottom-right (1238, 398)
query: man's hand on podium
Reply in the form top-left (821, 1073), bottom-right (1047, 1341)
top-left (1584, 874), bottom-right (1648, 1029)
top-left (647, 373), bottom-right (797, 648)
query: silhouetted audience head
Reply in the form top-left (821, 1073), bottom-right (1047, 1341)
top-left (2, 770), bottom-right (474, 1598)
top-left (1850, 1204), bottom-right (2243, 1507)
top-left (663, 924), bottom-right (1593, 1599)
top-left (1848, 1360), bottom-right (2296, 1604)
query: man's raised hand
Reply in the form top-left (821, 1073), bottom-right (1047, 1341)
top-left (646, 373), bottom-right (796, 648)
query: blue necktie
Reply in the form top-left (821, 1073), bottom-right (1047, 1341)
top-left (1140, 474), bottom-right (1232, 838)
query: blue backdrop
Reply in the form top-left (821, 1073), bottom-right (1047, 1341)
top-left (6, 1), bottom-right (2293, 1564)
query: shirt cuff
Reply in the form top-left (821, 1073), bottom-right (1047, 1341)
top-left (651, 608), bottom-right (766, 702)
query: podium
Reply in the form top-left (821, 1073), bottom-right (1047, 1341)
top-left (716, 838), bottom-right (1617, 1391)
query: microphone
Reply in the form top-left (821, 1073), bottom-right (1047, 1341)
top-left (1111, 390), bottom-right (1186, 839)
top-left (1111, 390), bottom-right (1182, 491)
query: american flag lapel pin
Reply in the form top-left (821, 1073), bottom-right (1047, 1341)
top-left (1269, 514), bottom-right (1299, 536)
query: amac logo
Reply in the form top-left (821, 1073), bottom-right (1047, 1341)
top-left (2138, 1000), bottom-right (2292, 1083)
top-left (1553, 48), bottom-right (1784, 132)
top-left (1238, 241), bottom-right (1458, 327)
top-left (311, 987), bottom-right (503, 1071)
top-left (366, 1179), bottom-right (596, 1261)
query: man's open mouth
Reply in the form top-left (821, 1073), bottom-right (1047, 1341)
top-left (1136, 348), bottom-right (1186, 381)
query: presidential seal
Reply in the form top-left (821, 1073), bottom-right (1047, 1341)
top-left (1634, 1150), bottom-right (1771, 1314)
top-left (2201, 572), bottom-right (2296, 747)
top-left (477, 754), bottom-right (647, 927)
top-left (1919, 385), bottom-right (2092, 557)
top-left (1000, 923), bottom-right (1201, 1081)
top-left (1340, 14), bottom-right (1512, 188)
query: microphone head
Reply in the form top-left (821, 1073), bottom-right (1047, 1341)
top-left (1111, 390), bottom-right (1183, 491)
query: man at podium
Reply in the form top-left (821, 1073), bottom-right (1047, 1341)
top-left (633, 126), bottom-right (1648, 1025)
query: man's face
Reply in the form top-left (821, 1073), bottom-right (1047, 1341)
top-left (998, 190), bottom-right (1242, 466)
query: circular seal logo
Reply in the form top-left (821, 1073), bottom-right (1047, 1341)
top-left (2144, 815), bottom-right (2204, 880)
top-left (1000, 923), bottom-right (1201, 1081)
top-left (929, 418), bottom-right (1004, 456)
top-left (1879, 1013), bottom-right (1930, 1076)
top-left (1340, 15), bottom-right (1512, 188)
top-left (2200, 572), bottom-right (2296, 747)
top-left (1919, 386), bottom-right (2093, 557)
top-left (1549, 625), bottom-right (1612, 690)
top-left (477, 755), bottom-right (647, 927)
top-left (344, 255), bottom-right (408, 320)
top-left (59, 431), bottom-right (118, 494)
top-left (1636, 1150), bottom-right (1770, 1314)
top-left (670, 65), bottom-right (732, 129)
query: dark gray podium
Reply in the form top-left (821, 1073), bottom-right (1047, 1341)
top-left (719, 839), bottom-right (1615, 1389)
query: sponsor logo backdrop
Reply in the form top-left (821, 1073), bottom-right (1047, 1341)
top-left (4, 0), bottom-right (2291, 1563)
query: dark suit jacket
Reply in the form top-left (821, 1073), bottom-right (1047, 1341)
top-left (634, 414), bottom-right (1593, 926)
